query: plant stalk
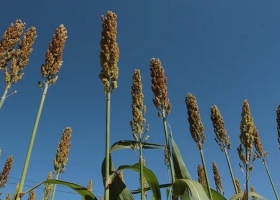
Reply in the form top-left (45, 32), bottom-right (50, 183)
top-left (224, 148), bottom-right (238, 193)
top-left (0, 87), bottom-right (9, 110)
top-left (245, 149), bottom-right (249, 200)
top-left (162, 110), bottom-right (175, 183)
top-left (17, 83), bottom-right (49, 200)
top-left (139, 141), bottom-right (145, 200)
top-left (262, 158), bottom-right (279, 200)
top-left (199, 149), bottom-right (213, 200)
top-left (50, 173), bottom-right (59, 200)
top-left (104, 92), bottom-right (111, 200)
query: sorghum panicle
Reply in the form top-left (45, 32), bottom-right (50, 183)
top-left (99, 11), bottom-right (119, 93)
top-left (43, 172), bottom-right (53, 200)
top-left (150, 58), bottom-right (171, 116)
top-left (0, 156), bottom-right (13, 188)
top-left (212, 162), bottom-right (223, 195)
top-left (250, 186), bottom-right (257, 200)
top-left (197, 164), bottom-right (207, 187)
top-left (129, 70), bottom-right (147, 138)
top-left (54, 127), bottom-right (72, 174)
top-left (5, 193), bottom-right (10, 200)
top-left (0, 20), bottom-right (25, 69)
top-left (185, 93), bottom-right (205, 150)
top-left (210, 105), bottom-right (230, 150)
top-left (41, 25), bottom-right (67, 84)
top-left (252, 125), bottom-right (267, 158)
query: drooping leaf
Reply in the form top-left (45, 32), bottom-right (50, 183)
top-left (110, 140), bottom-right (164, 153)
top-left (230, 192), bottom-right (266, 200)
top-left (172, 179), bottom-right (211, 200)
top-left (18, 179), bottom-right (98, 200)
top-left (117, 163), bottom-right (161, 200)
top-left (101, 154), bottom-right (134, 200)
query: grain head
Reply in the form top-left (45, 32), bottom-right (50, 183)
top-left (43, 172), bottom-right (53, 200)
top-left (197, 164), bottom-right (207, 187)
top-left (5, 193), bottom-right (10, 200)
top-left (54, 127), bottom-right (72, 174)
top-left (99, 11), bottom-right (119, 93)
top-left (212, 162), bottom-right (223, 195)
top-left (0, 155), bottom-right (13, 188)
top-left (252, 125), bottom-right (267, 158)
top-left (185, 93), bottom-right (205, 150)
top-left (27, 191), bottom-right (35, 200)
top-left (234, 178), bottom-right (242, 193)
top-left (150, 58), bottom-right (171, 116)
top-left (250, 186), bottom-right (257, 200)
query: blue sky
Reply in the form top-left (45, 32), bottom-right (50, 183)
top-left (1, 0), bottom-right (280, 199)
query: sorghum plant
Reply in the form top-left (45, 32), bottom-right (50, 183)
top-left (99, 11), bottom-right (119, 200)
top-left (82, 180), bottom-right (93, 200)
top-left (150, 58), bottom-right (175, 185)
top-left (238, 100), bottom-right (257, 200)
top-left (27, 191), bottom-right (35, 200)
top-left (0, 155), bottom-right (13, 194)
top-left (51, 127), bottom-right (72, 200)
top-left (130, 69), bottom-right (149, 200)
top-left (185, 93), bottom-right (213, 200)
top-left (210, 105), bottom-right (238, 193)
top-left (17, 24), bottom-right (67, 200)
top-left (197, 164), bottom-right (206, 187)
top-left (212, 162), bottom-right (223, 195)
top-left (42, 172), bottom-right (53, 200)
top-left (250, 187), bottom-right (257, 200)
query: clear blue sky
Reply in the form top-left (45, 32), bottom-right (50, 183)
top-left (1, 0), bottom-right (280, 199)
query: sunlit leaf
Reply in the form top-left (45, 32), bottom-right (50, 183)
top-left (110, 140), bottom-right (164, 153)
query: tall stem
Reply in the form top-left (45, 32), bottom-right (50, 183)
top-left (262, 159), bottom-right (279, 200)
top-left (50, 173), bottom-right (59, 200)
top-left (199, 149), bottom-right (213, 200)
top-left (17, 83), bottom-right (49, 199)
top-left (245, 149), bottom-right (249, 200)
top-left (162, 110), bottom-right (175, 183)
top-left (139, 142), bottom-right (145, 200)
top-left (104, 92), bottom-right (111, 200)
top-left (0, 87), bottom-right (9, 110)
top-left (224, 148), bottom-right (238, 193)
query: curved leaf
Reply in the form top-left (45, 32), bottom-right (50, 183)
top-left (172, 179), bottom-right (210, 200)
top-left (19, 179), bottom-right (98, 200)
top-left (101, 154), bottom-right (134, 200)
top-left (117, 163), bottom-right (161, 200)
top-left (202, 186), bottom-right (227, 200)
top-left (230, 192), bottom-right (266, 200)
top-left (110, 140), bottom-right (164, 153)
top-left (130, 183), bottom-right (172, 194)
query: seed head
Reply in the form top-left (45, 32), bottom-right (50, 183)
top-left (0, 156), bottom-right (13, 188)
top-left (197, 164), bottom-right (207, 187)
top-left (210, 105), bottom-right (230, 150)
top-left (238, 100), bottom-right (255, 165)
top-left (129, 70), bottom-right (147, 139)
top-left (41, 24), bottom-right (67, 84)
top-left (252, 125), bottom-right (267, 158)
top-left (54, 127), bottom-right (72, 174)
top-left (185, 93), bottom-right (205, 150)
top-left (99, 11), bottom-right (119, 93)
top-left (82, 180), bottom-right (93, 200)
top-left (43, 172), bottom-right (53, 200)
top-left (212, 162), bottom-right (223, 195)
top-left (150, 58), bottom-right (171, 116)
top-left (234, 178), bottom-right (242, 193)
top-left (250, 186), bottom-right (257, 200)
top-left (27, 191), bottom-right (35, 200)
top-left (0, 20), bottom-right (25, 69)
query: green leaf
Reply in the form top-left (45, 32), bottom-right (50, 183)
top-left (229, 192), bottom-right (266, 200)
top-left (172, 179), bottom-right (211, 200)
top-left (19, 179), bottom-right (98, 200)
top-left (170, 137), bottom-right (192, 200)
top-left (110, 140), bottom-right (164, 153)
top-left (202, 186), bottom-right (227, 200)
top-left (101, 154), bottom-right (134, 200)
top-left (130, 183), bottom-right (172, 194)
top-left (117, 163), bottom-right (161, 200)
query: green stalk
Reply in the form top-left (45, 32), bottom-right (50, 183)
top-left (162, 110), bottom-right (175, 183)
top-left (245, 149), bottom-right (249, 200)
top-left (139, 141), bottom-right (145, 200)
top-left (0, 87), bottom-right (9, 110)
top-left (224, 148), bottom-right (238, 193)
top-left (104, 92), bottom-right (111, 200)
top-left (16, 83), bottom-right (49, 200)
top-left (199, 149), bottom-right (213, 200)
top-left (262, 158), bottom-right (279, 200)
top-left (50, 173), bottom-right (59, 200)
